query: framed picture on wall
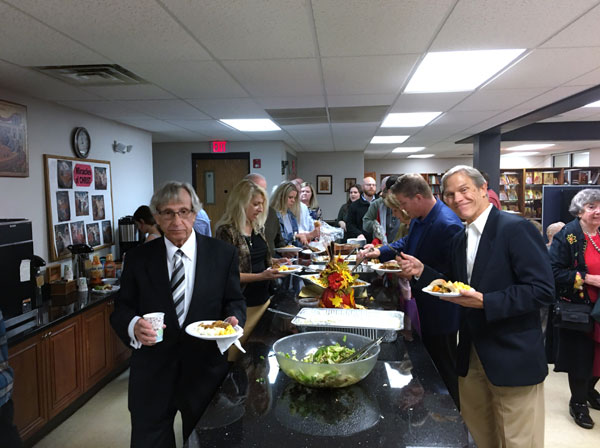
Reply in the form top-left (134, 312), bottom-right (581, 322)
top-left (44, 154), bottom-right (115, 261)
top-left (344, 177), bottom-right (356, 192)
top-left (0, 100), bottom-right (28, 177)
top-left (316, 175), bottom-right (332, 194)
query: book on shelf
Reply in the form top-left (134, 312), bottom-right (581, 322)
top-left (543, 172), bottom-right (554, 185)
top-left (592, 172), bottom-right (600, 185)
top-left (507, 188), bottom-right (518, 201)
top-left (500, 174), bottom-right (508, 185)
top-left (580, 171), bottom-right (590, 185)
top-left (525, 173), bottom-right (533, 184)
top-left (533, 172), bottom-right (542, 184)
top-left (535, 190), bottom-right (542, 199)
top-left (525, 189), bottom-right (534, 200)
top-left (507, 174), bottom-right (520, 185)
top-left (499, 190), bottom-right (508, 201)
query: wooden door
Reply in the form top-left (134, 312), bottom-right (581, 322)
top-left (82, 305), bottom-right (111, 390)
top-left (9, 334), bottom-right (48, 440)
top-left (193, 155), bottom-right (249, 228)
top-left (45, 316), bottom-right (83, 418)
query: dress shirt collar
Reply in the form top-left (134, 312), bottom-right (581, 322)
top-left (164, 231), bottom-right (196, 262)
top-left (466, 203), bottom-right (493, 235)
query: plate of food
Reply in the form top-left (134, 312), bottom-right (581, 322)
top-left (307, 243), bottom-right (326, 254)
top-left (185, 320), bottom-right (243, 340)
top-left (422, 279), bottom-right (472, 297)
top-left (374, 260), bottom-right (403, 274)
top-left (276, 245), bottom-right (302, 253)
top-left (300, 274), bottom-right (370, 290)
top-left (91, 284), bottom-right (120, 294)
top-left (274, 264), bottom-right (303, 275)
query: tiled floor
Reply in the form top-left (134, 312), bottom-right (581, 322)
top-left (33, 368), bottom-right (599, 447)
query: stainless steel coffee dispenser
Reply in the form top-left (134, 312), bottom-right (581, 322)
top-left (118, 215), bottom-right (140, 260)
top-left (67, 243), bottom-right (94, 279)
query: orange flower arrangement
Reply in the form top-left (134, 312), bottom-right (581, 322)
top-left (318, 256), bottom-right (360, 309)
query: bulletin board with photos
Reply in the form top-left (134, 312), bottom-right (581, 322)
top-left (44, 154), bottom-right (114, 261)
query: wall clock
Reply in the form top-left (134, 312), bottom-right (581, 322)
top-left (72, 127), bottom-right (91, 158)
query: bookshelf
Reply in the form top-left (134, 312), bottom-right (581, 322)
top-left (499, 170), bottom-right (523, 214)
top-left (421, 173), bottom-right (443, 197)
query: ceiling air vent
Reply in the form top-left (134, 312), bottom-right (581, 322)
top-left (31, 64), bottom-right (147, 86)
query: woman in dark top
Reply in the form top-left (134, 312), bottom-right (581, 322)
top-left (549, 188), bottom-right (600, 429)
top-left (337, 184), bottom-right (362, 232)
top-left (215, 179), bottom-right (285, 358)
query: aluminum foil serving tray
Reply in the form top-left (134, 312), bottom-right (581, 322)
top-left (291, 308), bottom-right (403, 342)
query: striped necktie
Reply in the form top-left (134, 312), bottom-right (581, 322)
top-left (171, 249), bottom-right (185, 325)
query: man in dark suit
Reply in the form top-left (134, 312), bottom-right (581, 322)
top-left (358, 174), bottom-right (463, 405)
top-left (111, 181), bottom-right (246, 448)
top-left (400, 166), bottom-right (554, 447)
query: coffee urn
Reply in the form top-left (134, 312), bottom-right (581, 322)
top-left (118, 215), bottom-right (140, 260)
top-left (67, 243), bottom-right (94, 279)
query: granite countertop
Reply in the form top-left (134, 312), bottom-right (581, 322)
top-left (186, 274), bottom-right (470, 448)
top-left (7, 287), bottom-right (118, 346)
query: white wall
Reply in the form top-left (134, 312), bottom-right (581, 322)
top-left (297, 151), bottom-right (364, 220)
top-left (0, 88), bottom-right (154, 265)
top-left (500, 155), bottom-right (551, 169)
top-left (152, 141), bottom-right (290, 193)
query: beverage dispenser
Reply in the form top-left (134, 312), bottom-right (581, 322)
top-left (118, 215), bottom-right (140, 260)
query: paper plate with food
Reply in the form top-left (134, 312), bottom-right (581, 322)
top-left (91, 284), bottom-right (120, 294)
top-left (274, 264), bottom-right (303, 275)
top-left (185, 320), bottom-right (243, 341)
top-left (374, 260), bottom-right (403, 274)
top-left (422, 279), bottom-right (472, 297)
top-left (276, 245), bottom-right (302, 253)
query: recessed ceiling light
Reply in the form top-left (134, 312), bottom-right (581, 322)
top-left (407, 154), bottom-right (434, 158)
top-left (584, 100), bottom-right (600, 108)
top-left (370, 135), bottom-right (410, 144)
top-left (392, 147), bottom-right (425, 153)
top-left (405, 49), bottom-right (526, 93)
top-left (501, 151), bottom-right (539, 157)
top-left (382, 112), bottom-right (442, 127)
top-left (506, 144), bottom-right (554, 151)
top-left (220, 119), bottom-right (280, 132)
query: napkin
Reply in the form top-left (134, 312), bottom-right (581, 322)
top-left (215, 331), bottom-right (246, 354)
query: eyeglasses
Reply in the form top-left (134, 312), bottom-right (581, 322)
top-left (157, 208), bottom-right (193, 220)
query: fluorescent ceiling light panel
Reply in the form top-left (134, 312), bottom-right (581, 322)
top-left (382, 112), bottom-right (442, 127)
top-left (407, 154), bottom-right (434, 158)
top-left (507, 144), bottom-right (554, 151)
top-left (405, 49), bottom-right (526, 93)
top-left (220, 118), bottom-right (280, 132)
top-left (501, 151), bottom-right (539, 157)
top-left (392, 147), bottom-right (425, 153)
top-left (584, 100), bottom-right (600, 108)
top-left (370, 135), bottom-right (410, 144)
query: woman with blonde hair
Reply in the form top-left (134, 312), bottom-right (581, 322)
top-left (271, 181), bottom-right (309, 246)
top-left (300, 181), bottom-right (322, 220)
top-left (383, 194), bottom-right (411, 242)
top-left (215, 179), bottom-right (285, 356)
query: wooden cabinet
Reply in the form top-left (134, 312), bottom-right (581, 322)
top-left (8, 298), bottom-right (130, 442)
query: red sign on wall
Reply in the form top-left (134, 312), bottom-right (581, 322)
top-left (253, 159), bottom-right (261, 168)
top-left (73, 163), bottom-right (93, 187)
top-left (212, 141), bottom-right (227, 153)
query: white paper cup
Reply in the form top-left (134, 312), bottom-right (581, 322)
top-left (77, 277), bottom-right (87, 291)
top-left (143, 312), bottom-right (165, 343)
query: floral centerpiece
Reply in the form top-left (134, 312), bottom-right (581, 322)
top-left (318, 256), bottom-right (360, 309)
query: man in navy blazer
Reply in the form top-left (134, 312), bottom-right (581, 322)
top-left (111, 182), bottom-right (246, 448)
top-left (400, 166), bottom-right (554, 448)
top-left (359, 174), bottom-right (463, 405)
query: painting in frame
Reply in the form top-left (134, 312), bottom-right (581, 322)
top-left (316, 175), bottom-right (332, 195)
top-left (344, 177), bottom-right (357, 192)
top-left (0, 100), bottom-right (28, 177)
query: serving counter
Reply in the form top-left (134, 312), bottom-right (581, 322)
top-left (186, 275), bottom-right (471, 448)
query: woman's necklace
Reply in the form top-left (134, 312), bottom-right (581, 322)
top-left (584, 231), bottom-right (600, 254)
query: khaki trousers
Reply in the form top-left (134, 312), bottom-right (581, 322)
top-left (227, 298), bottom-right (271, 362)
top-left (459, 347), bottom-right (545, 448)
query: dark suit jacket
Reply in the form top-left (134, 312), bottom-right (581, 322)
top-left (110, 232), bottom-right (246, 435)
top-left (418, 207), bottom-right (555, 386)
top-left (381, 200), bottom-right (463, 335)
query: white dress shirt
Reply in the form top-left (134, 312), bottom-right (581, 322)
top-left (127, 232), bottom-right (198, 348)
top-left (298, 202), bottom-right (315, 232)
top-left (466, 204), bottom-right (493, 284)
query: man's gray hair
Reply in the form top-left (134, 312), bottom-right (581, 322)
top-left (244, 173), bottom-right (266, 184)
top-left (441, 165), bottom-right (486, 194)
top-left (150, 181), bottom-right (202, 214)
top-left (569, 188), bottom-right (600, 216)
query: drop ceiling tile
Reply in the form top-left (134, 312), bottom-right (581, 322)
top-left (122, 100), bottom-right (210, 119)
top-left (118, 118), bottom-right (186, 133)
top-left (223, 59), bottom-right (323, 97)
top-left (510, 85), bottom-right (592, 113)
top-left (187, 98), bottom-right (267, 119)
top-left (165, 119), bottom-right (245, 139)
top-left (430, 0), bottom-right (598, 51)
top-left (313, 0), bottom-right (455, 56)
top-left (565, 66), bottom-right (600, 88)
top-left (128, 61), bottom-right (248, 99)
top-left (485, 48), bottom-right (600, 90)
top-left (332, 123), bottom-right (377, 150)
top-left (152, 130), bottom-right (209, 142)
top-left (391, 92), bottom-right (470, 112)
top-left (56, 100), bottom-right (152, 119)
top-left (543, 4), bottom-right (600, 48)
top-left (0, 3), bottom-right (107, 66)
top-left (7, 0), bottom-right (212, 63)
top-left (541, 107), bottom-right (599, 122)
top-left (322, 55), bottom-right (419, 96)
top-left (282, 124), bottom-right (333, 148)
top-left (0, 62), bottom-right (101, 101)
top-left (327, 94), bottom-right (394, 108)
top-left (81, 84), bottom-right (175, 100)
top-left (254, 96), bottom-right (326, 109)
top-left (453, 88), bottom-right (548, 112)
top-left (163, 0), bottom-right (315, 59)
